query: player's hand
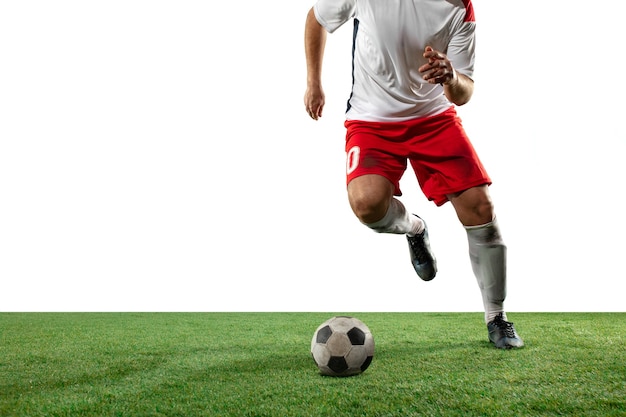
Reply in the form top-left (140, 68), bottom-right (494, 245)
top-left (304, 85), bottom-right (325, 120)
top-left (419, 46), bottom-right (457, 86)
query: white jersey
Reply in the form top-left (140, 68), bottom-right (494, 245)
top-left (314, 0), bottom-right (476, 122)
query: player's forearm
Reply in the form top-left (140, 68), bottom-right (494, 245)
top-left (443, 71), bottom-right (474, 106)
top-left (304, 8), bottom-right (327, 87)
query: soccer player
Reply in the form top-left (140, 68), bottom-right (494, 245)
top-left (303, 0), bottom-right (523, 349)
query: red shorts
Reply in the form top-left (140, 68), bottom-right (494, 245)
top-left (345, 107), bottom-right (491, 206)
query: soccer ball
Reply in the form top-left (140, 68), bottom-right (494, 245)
top-left (310, 316), bottom-right (375, 377)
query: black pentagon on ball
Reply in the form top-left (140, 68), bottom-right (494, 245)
top-left (361, 356), bottom-right (373, 372)
top-left (347, 327), bottom-right (366, 345)
top-left (316, 325), bottom-right (332, 344)
top-left (328, 356), bottom-right (349, 374)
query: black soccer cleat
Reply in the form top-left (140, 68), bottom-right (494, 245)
top-left (487, 313), bottom-right (524, 349)
top-left (406, 215), bottom-right (437, 281)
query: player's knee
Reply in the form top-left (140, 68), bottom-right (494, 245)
top-left (352, 202), bottom-right (386, 225)
top-left (473, 199), bottom-right (495, 222)
top-left (453, 189), bottom-right (495, 226)
top-left (350, 196), bottom-right (388, 225)
top-left (348, 189), bottom-right (392, 225)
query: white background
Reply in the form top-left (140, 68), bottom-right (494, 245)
top-left (1, 1), bottom-right (624, 312)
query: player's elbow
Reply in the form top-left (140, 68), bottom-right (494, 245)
top-left (445, 73), bottom-right (473, 106)
top-left (445, 90), bottom-right (472, 106)
top-left (451, 94), bottom-right (472, 106)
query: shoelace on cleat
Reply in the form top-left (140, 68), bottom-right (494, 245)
top-left (408, 234), bottom-right (431, 263)
top-left (493, 318), bottom-right (517, 338)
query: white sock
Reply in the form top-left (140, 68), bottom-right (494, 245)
top-left (364, 198), bottom-right (424, 235)
top-left (465, 219), bottom-right (508, 324)
top-left (406, 216), bottom-right (425, 237)
top-left (488, 311), bottom-right (508, 322)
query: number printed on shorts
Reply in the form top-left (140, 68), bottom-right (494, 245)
top-left (346, 146), bottom-right (360, 175)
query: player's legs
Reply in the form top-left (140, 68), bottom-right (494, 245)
top-left (398, 108), bottom-right (522, 346)
top-left (448, 185), bottom-right (505, 322)
top-left (344, 120), bottom-right (423, 236)
top-left (448, 186), bottom-right (523, 348)
top-left (347, 174), bottom-right (436, 280)
top-left (343, 118), bottom-right (436, 280)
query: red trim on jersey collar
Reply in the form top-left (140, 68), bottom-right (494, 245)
top-left (462, 0), bottom-right (475, 22)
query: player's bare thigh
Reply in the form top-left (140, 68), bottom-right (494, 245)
top-left (447, 185), bottom-right (495, 227)
top-left (347, 174), bottom-right (395, 224)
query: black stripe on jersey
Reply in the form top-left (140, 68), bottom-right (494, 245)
top-left (346, 18), bottom-right (360, 114)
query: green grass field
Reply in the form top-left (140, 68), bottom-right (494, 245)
top-left (1, 312), bottom-right (624, 416)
